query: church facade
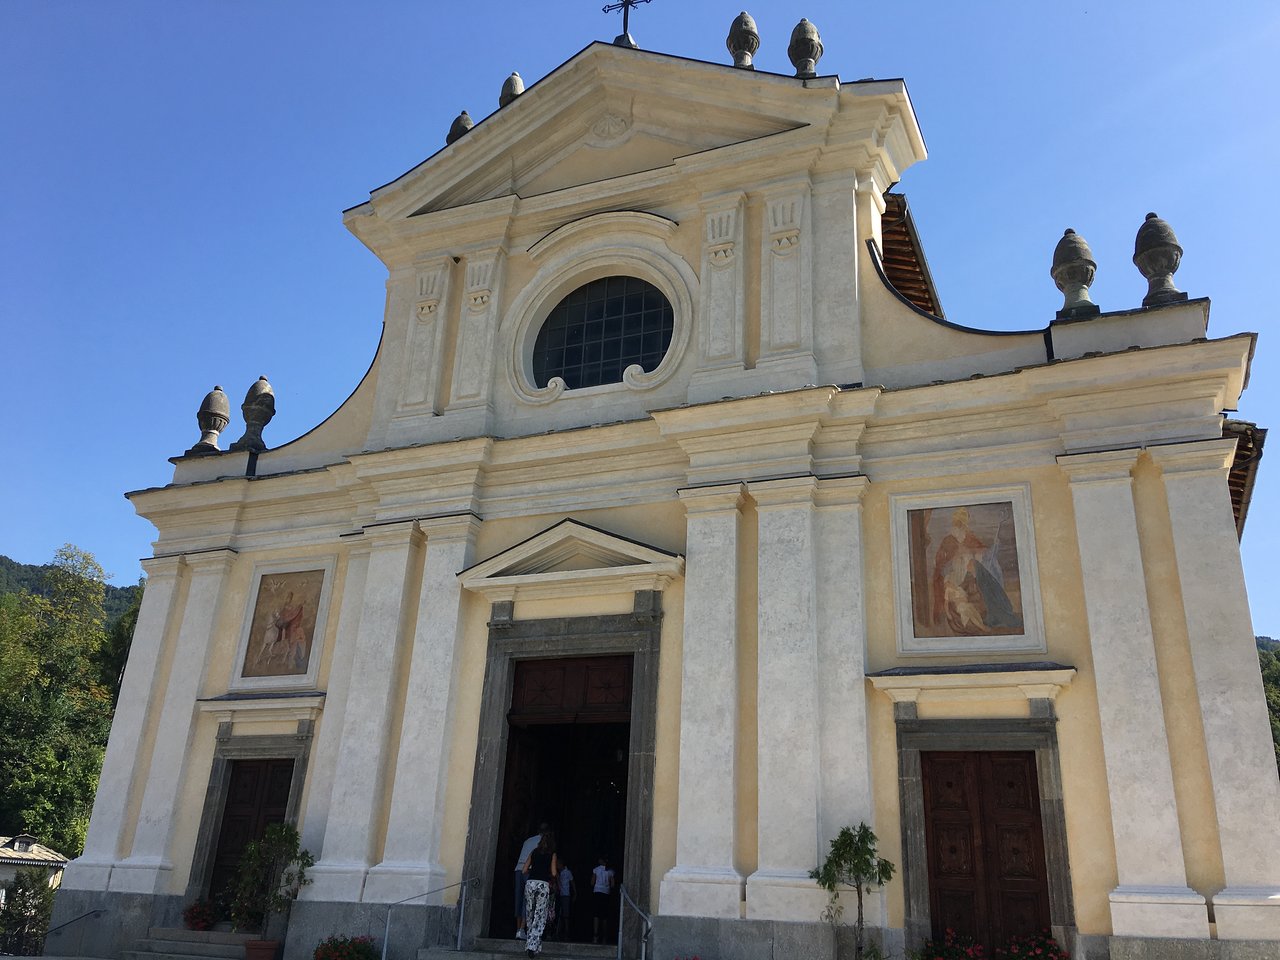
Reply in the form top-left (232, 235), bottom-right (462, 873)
top-left (51, 26), bottom-right (1280, 960)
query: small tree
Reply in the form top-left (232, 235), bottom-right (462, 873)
top-left (229, 822), bottom-right (314, 941)
top-left (810, 823), bottom-right (895, 960)
top-left (0, 867), bottom-right (56, 955)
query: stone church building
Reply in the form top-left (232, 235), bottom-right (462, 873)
top-left (51, 17), bottom-right (1280, 960)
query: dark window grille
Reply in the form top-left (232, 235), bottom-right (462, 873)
top-left (532, 276), bottom-right (674, 390)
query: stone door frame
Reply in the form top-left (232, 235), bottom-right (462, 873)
top-left (894, 703), bottom-right (1075, 950)
top-left (459, 591), bottom-right (662, 946)
top-left (184, 718), bottom-right (314, 902)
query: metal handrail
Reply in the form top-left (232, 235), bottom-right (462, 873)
top-left (616, 884), bottom-right (652, 960)
top-left (45, 908), bottom-right (105, 936)
top-left (379, 876), bottom-right (479, 960)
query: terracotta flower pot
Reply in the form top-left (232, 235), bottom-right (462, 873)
top-left (243, 939), bottom-right (281, 960)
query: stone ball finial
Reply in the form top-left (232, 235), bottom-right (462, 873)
top-left (727, 12), bottom-right (761, 69)
top-left (446, 110), bottom-right (473, 146)
top-left (1133, 212), bottom-right (1188, 307)
top-left (499, 72), bottom-right (524, 109)
top-left (230, 376), bottom-right (276, 453)
top-left (186, 385), bottom-right (230, 457)
top-left (788, 18), bottom-right (823, 78)
top-left (1050, 228), bottom-right (1100, 320)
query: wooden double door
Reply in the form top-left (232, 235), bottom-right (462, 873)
top-left (207, 758), bottom-right (294, 909)
top-left (921, 751), bottom-right (1051, 949)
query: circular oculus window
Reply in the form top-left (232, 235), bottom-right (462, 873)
top-left (530, 276), bottom-right (674, 391)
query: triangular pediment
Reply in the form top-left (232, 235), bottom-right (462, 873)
top-left (460, 519), bottom-right (683, 601)
top-left (363, 44), bottom-right (832, 220)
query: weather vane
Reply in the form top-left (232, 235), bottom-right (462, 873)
top-left (602, 0), bottom-right (652, 48)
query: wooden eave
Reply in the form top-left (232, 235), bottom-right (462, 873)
top-left (880, 192), bottom-right (943, 317)
top-left (1225, 419), bottom-right (1265, 538)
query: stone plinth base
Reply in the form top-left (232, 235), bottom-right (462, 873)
top-left (1110, 935), bottom-right (1280, 960)
top-left (46, 888), bottom-right (181, 959)
top-left (659, 867), bottom-right (744, 919)
top-left (745, 869), bottom-right (834, 921)
top-left (284, 900), bottom-right (455, 960)
top-left (1110, 885), bottom-right (1209, 938)
top-left (650, 916), bottom-right (900, 960)
top-left (1213, 887), bottom-right (1280, 940)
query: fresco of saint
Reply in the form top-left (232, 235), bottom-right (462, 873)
top-left (242, 569), bottom-right (325, 678)
top-left (909, 503), bottom-right (1024, 638)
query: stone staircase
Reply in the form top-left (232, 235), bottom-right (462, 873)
top-left (120, 927), bottom-right (257, 960)
top-left (421, 938), bottom-right (619, 960)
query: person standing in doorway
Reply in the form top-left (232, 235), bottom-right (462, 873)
top-left (555, 860), bottom-right (576, 940)
top-left (522, 830), bottom-right (558, 957)
top-left (591, 855), bottom-right (616, 944)
top-left (513, 822), bottom-right (548, 941)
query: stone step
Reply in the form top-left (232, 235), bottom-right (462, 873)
top-left (422, 940), bottom-right (618, 960)
top-left (147, 927), bottom-right (256, 946)
top-left (123, 953), bottom-right (244, 960)
top-left (133, 937), bottom-right (248, 958)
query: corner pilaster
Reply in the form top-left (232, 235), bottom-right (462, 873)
top-left (659, 483), bottom-right (746, 919)
top-left (1150, 439), bottom-right (1280, 940)
top-left (366, 513), bottom-right (481, 903)
top-left (1056, 449), bottom-right (1207, 938)
top-left (306, 519), bottom-right (423, 903)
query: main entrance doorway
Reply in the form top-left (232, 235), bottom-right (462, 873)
top-left (488, 655), bottom-right (632, 941)
top-left (207, 757), bottom-right (294, 908)
top-left (920, 751), bottom-right (1051, 950)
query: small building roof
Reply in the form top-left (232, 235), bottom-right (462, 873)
top-left (0, 834), bottom-right (69, 868)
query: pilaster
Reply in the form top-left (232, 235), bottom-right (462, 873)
top-left (306, 520), bottom-right (422, 903)
top-left (365, 514), bottom-right (481, 903)
top-left (813, 477), bottom-right (876, 849)
top-left (400, 258), bottom-right (454, 413)
top-left (298, 544), bottom-right (371, 856)
top-left (689, 192), bottom-right (746, 402)
top-left (110, 549), bottom-right (238, 895)
top-left (744, 476), bottom-right (827, 921)
top-left (64, 556), bottom-right (184, 892)
top-left (446, 247), bottom-right (505, 425)
top-left (1057, 449), bottom-right (1207, 938)
top-left (1150, 439), bottom-right (1280, 940)
top-left (659, 483), bottom-right (746, 919)
top-left (757, 181), bottom-right (816, 384)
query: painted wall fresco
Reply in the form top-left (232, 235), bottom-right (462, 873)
top-left (241, 569), bottom-right (325, 677)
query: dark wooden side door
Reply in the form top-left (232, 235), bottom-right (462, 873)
top-left (207, 758), bottom-right (294, 907)
top-left (921, 751), bottom-right (1051, 950)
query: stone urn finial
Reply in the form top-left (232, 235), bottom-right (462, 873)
top-left (186, 385), bottom-right (230, 456)
top-left (446, 110), bottom-right (473, 145)
top-left (1051, 229), bottom-right (1100, 320)
top-left (788, 18), bottom-right (823, 78)
top-left (727, 12), bottom-right (760, 69)
top-left (230, 376), bottom-right (276, 453)
top-left (499, 72), bottom-right (524, 109)
top-left (1133, 212), bottom-right (1188, 307)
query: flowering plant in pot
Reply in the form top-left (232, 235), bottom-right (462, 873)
top-left (229, 822), bottom-right (315, 959)
top-left (182, 898), bottom-right (217, 931)
top-left (314, 934), bottom-right (378, 960)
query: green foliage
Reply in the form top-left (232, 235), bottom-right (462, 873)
top-left (0, 868), bottom-right (57, 953)
top-left (0, 554), bottom-right (140, 627)
top-left (0, 546), bottom-right (115, 856)
top-left (811, 823), bottom-right (896, 960)
top-left (230, 822), bottom-right (314, 938)
top-left (1259, 639), bottom-right (1280, 768)
top-left (314, 934), bottom-right (379, 960)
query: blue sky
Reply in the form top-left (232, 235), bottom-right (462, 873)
top-left (3, 1), bottom-right (1280, 630)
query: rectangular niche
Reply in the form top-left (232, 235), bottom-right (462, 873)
top-left (229, 557), bottom-right (335, 692)
top-left (891, 485), bottom-right (1045, 655)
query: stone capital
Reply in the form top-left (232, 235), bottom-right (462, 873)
top-left (139, 554), bottom-right (184, 580)
top-left (746, 475), bottom-right (818, 510)
top-left (677, 482), bottom-right (747, 516)
top-left (1056, 447), bottom-right (1141, 484)
top-left (1148, 438), bottom-right (1236, 478)
top-left (813, 474), bottom-right (870, 508)
top-left (359, 517), bottom-right (422, 546)
top-left (179, 547), bottom-right (238, 575)
top-left (420, 512), bottom-right (482, 545)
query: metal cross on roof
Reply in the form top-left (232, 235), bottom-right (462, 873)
top-left (602, 0), bottom-right (652, 48)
